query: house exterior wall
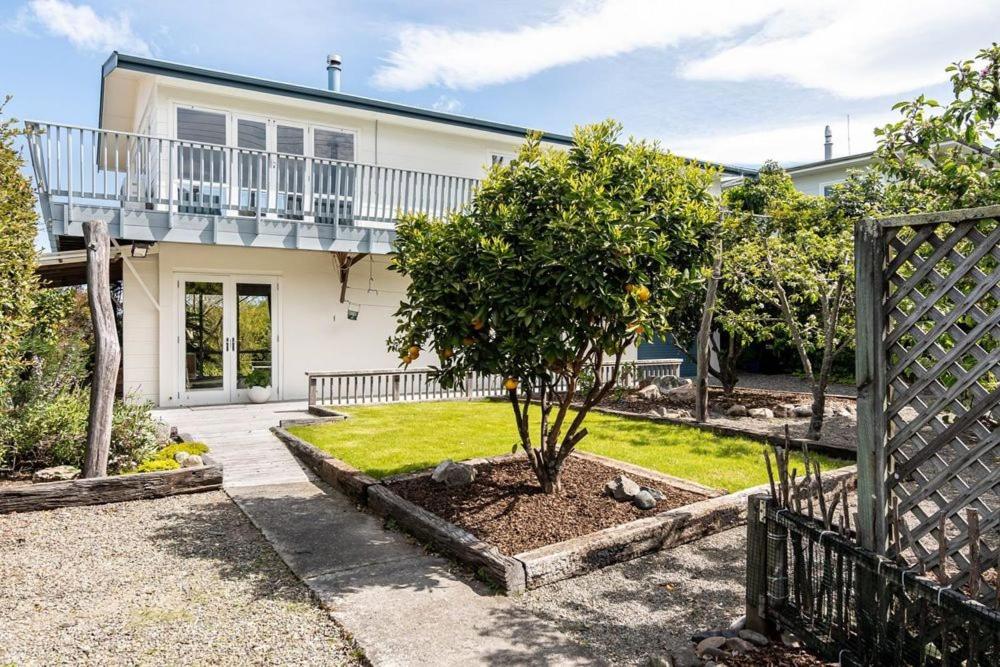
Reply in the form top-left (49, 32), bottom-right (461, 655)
top-left (788, 156), bottom-right (874, 196)
top-left (124, 242), bottom-right (639, 407)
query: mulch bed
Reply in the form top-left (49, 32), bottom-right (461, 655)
top-left (725, 643), bottom-right (828, 666)
top-left (386, 456), bottom-right (705, 554)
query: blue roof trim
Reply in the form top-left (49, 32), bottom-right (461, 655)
top-left (100, 52), bottom-right (753, 176)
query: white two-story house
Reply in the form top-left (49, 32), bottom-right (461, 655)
top-left (27, 52), bottom-right (749, 407)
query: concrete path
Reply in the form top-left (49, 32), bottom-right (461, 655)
top-left (154, 402), bottom-right (596, 666)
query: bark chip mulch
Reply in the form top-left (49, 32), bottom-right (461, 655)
top-left (385, 456), bottom-right (706, 555)
top-left (724, 643), bottom-right (829, 666)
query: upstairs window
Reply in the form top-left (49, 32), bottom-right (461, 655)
top-left (314, 129), bottom-right (355, 162)
top-left (176, 108), bottom-right (226, 145)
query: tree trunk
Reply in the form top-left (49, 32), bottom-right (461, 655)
top-left (696, 240), bottom-right (723, 423)
top-left (807, 389), bottom-right (826, 441)
top-left (82, 220), bottom-right (121, 478)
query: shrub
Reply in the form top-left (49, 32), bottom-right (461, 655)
top-left (132, 458), bottom-right (179, 473)
top-left (0, 391), bottom-right (161, 475)
top-left (152, 441), bottom-right (209, 461)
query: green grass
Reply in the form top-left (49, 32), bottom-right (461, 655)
top-left (287, 401), bottom-right (847, 492)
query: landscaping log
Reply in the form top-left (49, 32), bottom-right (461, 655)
top-left (0, 464), bottom-right (223, 514)
top-left (695, 239), bottom-right (723, 422)
top-left (82, 220), bottom-right (121, 478)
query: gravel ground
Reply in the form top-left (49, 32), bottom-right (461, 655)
top-left (0, 492), bottom-right (362, 667)
top-left (515, 526), bottom-right (747, 666)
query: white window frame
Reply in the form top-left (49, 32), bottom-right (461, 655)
top-left (819, 179), bottom-right (845, 197)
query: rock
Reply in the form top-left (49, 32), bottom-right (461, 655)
top-left (696, 636), bottom-right (727, 655)
top-left (647, 655), bottom-right (672, 667)
top-left (701, 647), bottom-right (730, 660)
top-left (637, 384), bottom-right (661, 400)
top-left (606, 474), bottom-right (641, 501)
top-left (670, 647), bottom-right (701, 667)
top-left (655, 376), bottom-right (690, 392)
top-left (633, 490), bottom-right (656, 510)
top-left (180, 455), bottom-right (203, 468)
top-left (32, 465), bottom-right (80, 483)
top-left (673, 409), bottom-right (693, 419)
top-left (431, 459), bottom-right (454, 482)
top-left (153, 419), bottom-right (173, 445)
top-left (174, 451), bottom-right (191, 464)
top-left (663, 383), bottom-right (696, 399)
top-left (727, 615), bottom-right (746, 632)
top-left (641, 486), bottom-right (666, 501)
top-left (773, 403), bottom-right (796, 417)
top-left (440, 462), bottom-right (476, 487)
top-left (793, 405), bottom-right (813, 417)
top-left (738, 629), bottom-right (769, 646)
top-left (725, 404), bottom-right (748, 417)
top-left (725, 637), bottom-right (757, 654)
top-left (781, 631), bottom-right (802, 648)
top-left (638, 377), bottom-right (658, 390)
top-left (748, 407), bottom-right (774, 419)
top-left (835, 407), bottom-right (854, 418)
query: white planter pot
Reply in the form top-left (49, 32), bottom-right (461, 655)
top-left (247, 385), bottom-right (270, 404)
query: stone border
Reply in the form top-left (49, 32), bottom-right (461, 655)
top-left (274, 421), bottom-right (855, 593)
top-left (0, 457), bottom-right (223, 514)
top-left (591, 405), bottom-right (857, 459)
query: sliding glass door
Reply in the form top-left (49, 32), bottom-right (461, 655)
top-left (178, 274), bottom-right (278, 405)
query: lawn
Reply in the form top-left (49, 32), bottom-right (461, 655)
top-left (287, 401), bottom-right (847, 492)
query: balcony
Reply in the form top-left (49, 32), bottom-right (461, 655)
top-left (25, 121), bottom-right (480, 254)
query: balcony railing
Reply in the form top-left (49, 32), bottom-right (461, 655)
top-left (25, 121), bottom-right (479, 232)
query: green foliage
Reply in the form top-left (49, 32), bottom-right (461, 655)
top-left (875, 43), bottom-right (1000, 210)
top-left (723, 166), bottom-right (855, 439)
top-left (388, 121), bottom-right (718, 490)
top-left (243, 368), bottom-right (271, 388)
top-left (133, 458), bottom-right (179, 473)
top-left (0, 99), bottom-right (40, 408)
top-left (0, 391), bottom-right (159, 474)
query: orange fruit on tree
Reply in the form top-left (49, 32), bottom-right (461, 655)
top-left (441, 347), bottom-right (454, 359)
top-left (504, 377), bottom-right (519, 391)
top-left (408, 345), bottom-right (420, 359)
top-left (625, 284), bottom-right (637, 294)
top-left (471, 317), bottom-right (485, 331)
top-left (635, 285), bottom-right (650, 302)
top-left (462, 336), bottom-right (475, 346)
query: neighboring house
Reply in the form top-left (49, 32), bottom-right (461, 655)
top-left (786, 151), bottom-right (875, 197)
top-left (27, 52), bottom-right (747, 407)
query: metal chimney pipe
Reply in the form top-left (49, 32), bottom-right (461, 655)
top-left (327, 54), bottom-right (342, 92)
top-left (824, 125), bottom-right (833, 161)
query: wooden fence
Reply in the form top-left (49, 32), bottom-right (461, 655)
top-left (855, 204), bottom-right (1000, 600)
top-left (306, 359), bottom-right (682, 409)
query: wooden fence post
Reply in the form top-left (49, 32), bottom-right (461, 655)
top-left (82, 220), bottom-right (121, 479)
top-left (746, 493), bottom-right (772, 633)
top-left (307, 375), bottom-right (317, 408)
top-left (392, 374), bottom-right (401, 402)
top-left (854, 217), bottom-right (889, 554)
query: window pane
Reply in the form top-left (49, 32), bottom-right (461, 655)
top-left (277, 125), bottom-right (304, 155)
top-left (237, 119), bottom-right (266, 150)
top-left (315, 129), bottom-right (354, 161)
top-left (177, 108), bottom-right (226, 145)
top-left (236, 283), bottom-right (272, 389)
top-left (184, 281), bottom-right (224, 391)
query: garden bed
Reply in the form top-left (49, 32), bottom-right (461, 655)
top-left (273, 423), bottom-right (856, 593)
top-left (599, 386), bottom-right (859, 456)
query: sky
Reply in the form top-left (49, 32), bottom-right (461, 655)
top-left (2, 0), bottom-right (997, 170)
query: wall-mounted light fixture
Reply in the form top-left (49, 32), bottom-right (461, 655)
top-left (130, 240), bottom-right (153, 258)
top-left (346, 302), bottom-right (359, 320)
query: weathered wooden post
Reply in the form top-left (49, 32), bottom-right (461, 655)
top-left (695, 239), bottom-right (723, 422)
top-left (82, 220), bottom-right (121, 478)
top-left (392, 373), bottom-right (401, 402)
top-left (746, 493), bottom-right (773, 633)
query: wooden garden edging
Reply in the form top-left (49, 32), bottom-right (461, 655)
top-left (0, 460), bottom-right (223, 514)
top-left (274, 421), bottom-right (856, 592)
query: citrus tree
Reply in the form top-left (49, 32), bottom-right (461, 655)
top-left (389, 121), bottom-right (718, 493)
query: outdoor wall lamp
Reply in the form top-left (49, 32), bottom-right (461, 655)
top-left (130, 241), bottom-right (153, 258)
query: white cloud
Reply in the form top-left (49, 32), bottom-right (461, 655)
top-left (373, 0), bottom-right (999, 99)
top-left (25, 0), bottom-right (151, 56)
top-left (668, 111), bottom-right (898, 167)
top-left (432, 95), bottom-right (463, 113)
top-left (373, 0), bottom-right (786, 90)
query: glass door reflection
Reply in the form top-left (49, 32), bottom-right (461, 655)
top-left (236, 282), bottom-right (273, 392)
top-left (184, 281), bottom-right (226, 392)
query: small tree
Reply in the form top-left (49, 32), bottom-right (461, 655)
top-left (875, 43), bottom-right (1000, 209)
top-left (389, 121), bottom-right (718, 493)
top-left (0, 99), bottom-right (40, 410)
top-left (727, 167), bottom-right (855, 440)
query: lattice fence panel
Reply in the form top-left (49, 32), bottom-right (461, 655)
top-left (856, 205), bottom-right (1000, 603)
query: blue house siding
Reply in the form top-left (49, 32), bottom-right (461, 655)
top-left (638, 335), bottom-right (696, 376)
